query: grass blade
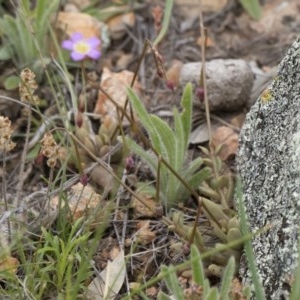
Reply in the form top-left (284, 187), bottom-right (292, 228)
top-left (180, 83), bottom-right (193, 150)
top-left (236, 177), bottom-right (266, 300)
top-left (290, 239), bottom-right (300, 300)
top-left (153, 0), bottom-right (173, 46)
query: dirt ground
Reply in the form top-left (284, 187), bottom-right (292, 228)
top-left (1, 0), bottom-right (300, 298)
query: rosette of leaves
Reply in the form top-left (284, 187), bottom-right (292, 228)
top-left (157, 244), bottom-right (250, 300)
top-left (125, 83), bottom-right (210, 210)
top-left (0, 0), bottom-right (59, 88)
top-left (197, 147), bottom-right (243, 252)
top-left (74, 115), bottom-right (123, 192)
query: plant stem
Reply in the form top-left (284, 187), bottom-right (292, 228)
top-left (16, 108), bottom-right (32, 225)
top-left (199, 8), bottom-right (212, 144)
top-left (2, 152), bottom-right (11, 244)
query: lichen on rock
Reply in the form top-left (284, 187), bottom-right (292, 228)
top-left (237, 36), bottom-right (300, 299)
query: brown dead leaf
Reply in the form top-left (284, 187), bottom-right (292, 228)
top-left (230, 277), bottom-right (247, 300)
top-left (166, 59), bottom-right (183, 89)
top-left (106, 12), bottom-right (135, 40)
top-left (146, 286), bottom-right (158, 298)
top-left (66, 0), bottom-right (91, 10)
top-left (250, 1), bottom-right (299, 35)
top-left (196, 36), bottom-right (215, 48)
top-left (230, 113), bottom-right (246, 129)
top-left (0, 255), bottom-right (19, 278)
top-left (211, 126), bottom-right (239, 161)
top-left (116, 52), bottom-right (134, 70)
top-left (109, 246), bottom-right (120, 260)
top-left (87, 249), bottom-right (125, 300)
top-left (136, 220), bottom-right (157, 245)
top-left (93, 67), bottom-right (141, 125)
top-left (57, 12), bottom-right (104, 39)
top-left (175, 0), bottom-right (228, 20)
top-left (131, 192), bottom-right (158, 218)
top-left (50, 182), bottom-right (104, 223)
top-left (189, 121), bottom-right (219, 144)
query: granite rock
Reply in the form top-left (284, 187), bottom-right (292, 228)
top-left (237, 36), bottom-right (300, 299)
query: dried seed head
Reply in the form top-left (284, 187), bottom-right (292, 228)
top-left (19, 68), bottom-right (40, 105)
top-left (0, 116), bottom-right (16, 153)
top-left (41, 132), bottom-right (57, 148)
top-left (47, 157), bottom-right (57, 168)
top-left (40, 132), bottom-right (61, 168)
top-left (42, 147), bottom-right (55, 158)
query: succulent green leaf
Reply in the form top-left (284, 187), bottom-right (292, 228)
top-left (198, 185), bottom-right (220, 201)
top-left (220, 256), bottom-right (235, 299)
top-left (199, 146), bottom-right (211, 157)
top-left (205, 287), bottom-right (219, 300)
top-left (157, 291), bottom-right (173, 300)
top-left (215, 156), bottom-right (223, 173)
top-left (227, 228), bottom-right (242, 245)
top-left (191, 244), bottom-right (205, 286)
top-left (202, 198), bottom-right (230, 222)
top-left (161, 265), bottom-right (184, 299)
top-left (183, 157), bottom-right (203, 176)
top-left (186, 167), bottom-right (211, 190)
top-left (216, 175), bottom-right (229, 189)
top-left (4, 75), bottom-right (20, 90)
top-left (0, 45), bottom-right (12, 60)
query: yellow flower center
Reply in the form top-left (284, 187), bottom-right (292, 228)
top-left (74, 41), bottom-right (90, 54)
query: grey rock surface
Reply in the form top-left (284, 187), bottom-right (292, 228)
top-left (237, 37), bottom-right (300, 299)
top-left (180, 59), bottom-right (253, 112)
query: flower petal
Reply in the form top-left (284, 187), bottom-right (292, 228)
top-left (71, 51), bottom-right (85, 61)
top-left (71, 32), bottom-right (84, 42)
top-left (86, 37), bottom-right (101, 48)
top-left (61, 40), bottom-right (74, 50)
top-left (87, 49), bottom-right (101, 60)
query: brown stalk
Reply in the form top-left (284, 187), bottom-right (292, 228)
top-left (189, 1), bottom-right (222, 245)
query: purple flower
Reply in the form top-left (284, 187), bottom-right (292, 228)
top-left (62, 32), bottom-right (101, 61)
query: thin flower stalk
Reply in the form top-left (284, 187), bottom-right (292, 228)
top-left (16, 68), bottom-right (40, 209)
top-left (40, 132), bottom-right (65, 210)
top-left (0, 116), bottom-right (16, 243)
